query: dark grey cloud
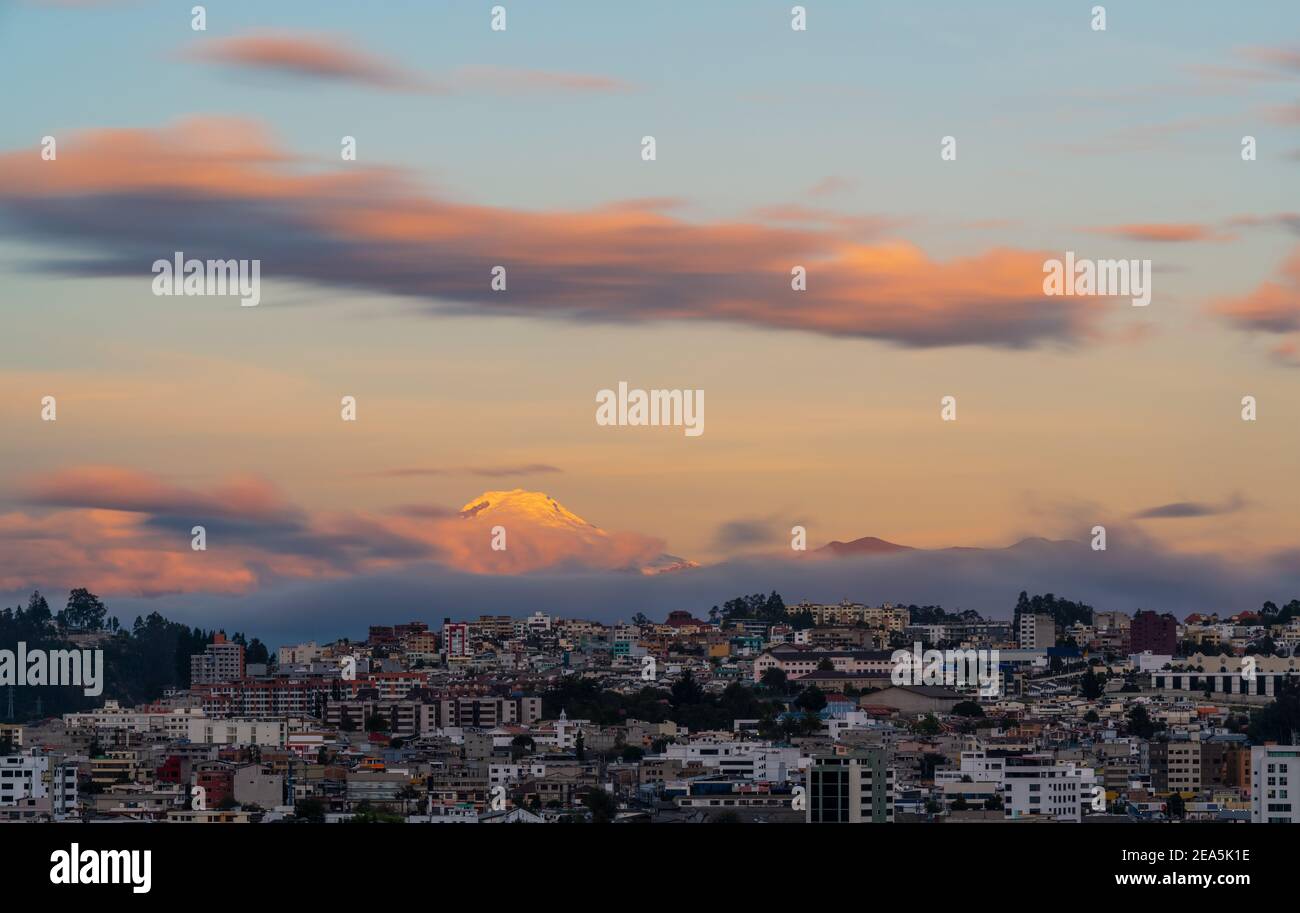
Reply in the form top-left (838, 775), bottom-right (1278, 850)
top-left (142, 514), bottom-right (439, 567)
top-left (1132, 494), bottom-right (1246, 520)
top-left (386, 504), bottom-right (456, 519)
top-left (712, 517), bottom-right (779, 550)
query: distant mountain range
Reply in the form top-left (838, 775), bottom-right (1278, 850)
top-left (817, 536), bottom-right (914, 556)
top-left (817, 535), bottom-right (1081, 557)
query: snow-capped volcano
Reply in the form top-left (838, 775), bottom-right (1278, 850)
top-left (459, 490), bottom-right (601, 531)
top-left (447, 489), bottom-right (695, 575)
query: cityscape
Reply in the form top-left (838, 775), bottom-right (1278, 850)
top-left (1, 0), bottom-right (1293, 890)
top-left (3, 589), bottom-right (1300, 826)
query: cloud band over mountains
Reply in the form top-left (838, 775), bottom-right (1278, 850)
top-left (2, 467), bottom-right (665, 595)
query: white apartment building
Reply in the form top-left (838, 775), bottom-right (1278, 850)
top-left (1251, 745), bottom-right (1300, 823)
top-left (488, 762), bottom-right (548, 786)
top-left (0, 752), bottom-right (78, 815)
top-left (786, 602), bottom-right (909, 631)
top-left (190, 635), bottom-right (245, 684)
top-left (530, 710), bottom-right (587, 751)
top-left (525, 612), bottom-right (553, 633)
top-left (663, 740), bottom-right (803, 783)
top-left (752, 648), bottom-right (894, 683)
top-left (287, 731), bottom-right (329, 759)
top-left (186, 718), bottom-right (287, 747)
top-left (278, 641), bottom-right (323, 665)
top-left (1003, 754), bottom-right (1096, 822)
top-left (64, 702), bottom-right (204, 740)
top-left (0, 753), bottom-right (47, 807)
top-left (935, 750), bottom-right (1006, 787)
top-left (1018, 614), bottom-right (1056, 650)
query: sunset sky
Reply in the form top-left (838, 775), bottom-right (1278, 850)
top-left (1, 1), bottom-right (1297, 635)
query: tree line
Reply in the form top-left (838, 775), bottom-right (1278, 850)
top-left (1, 589), bottom-right (266, 722)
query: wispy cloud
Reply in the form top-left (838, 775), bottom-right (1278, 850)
top-left (186, 31), bottom-right (435, 93)
top-left (711, 517), bottom-right (780, 552)
top-left (1264, 101), bottom-right (1300, 125)
top-left (1083, 222), bottom-right (1235, 243)
top-left (369, 464), bottom-right (563, 479)
top-left (1214, 244), bottom-right (1300, 335)
top-left (449, 65), bottom-right (635, 94)
top-left (183, 31), bottom-right (632, 96)
top-left (1225, 213), bottom-right (1300, 235)
top-left (806, 176), bottom-right (855, 197)
top-left (1132, 494), bottom-right (1246, 520)
top-left (1187, 45), bottom-right (1300, 83)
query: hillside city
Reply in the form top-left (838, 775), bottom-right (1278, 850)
top-left (4, 590), bottom-right (1300, 824)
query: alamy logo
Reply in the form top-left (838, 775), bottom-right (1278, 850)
top-left (891, 643), bottom-right (1000, 696)
top-left (50, 844), bottom-right (151, 893)
top-left (1042, 251), bottom-right (1151, 306)
top-left (152, 251), bottom-right (261, 307)
top-left (0, 643), bottom-right (103, 696)
top-left (595, 382), bottom-right (704, 437)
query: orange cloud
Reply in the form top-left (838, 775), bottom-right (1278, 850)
top-left (0, 509), bottom-right (268, 597)
top-left (186, 31), bottom-right (434, 93)
top-left (1084, 223), bottom-right (1234, 243)
top-left (1214, 245), bottom-right (1300, 334)
top-left (1214, 245), bottom-right (1300, 365)
top-left (0, 117), bottom-right (1124, 349)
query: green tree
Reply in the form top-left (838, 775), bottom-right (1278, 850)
top-left (1127, 704), bottom-right (1156, 739)
top-left (511, 734), bottom-right (536, 758)
top-left (60, 588), bottom-right (107, 631)
top-left (760, 667), bottom-right (789, 693)
top-left (1248, 675), bottom-right (1300, 744)
top-left (245, 638), bottom-right (270, 664)
top-left (1013, 591), bottom-right (1094, 629)
top-left (794, 685), bottom-right (827, 714)
top-left (670, 670), bottom-right (704, 706)
top-left (919, 752), bottom-right (949, 781)
top-left (1080, 669), bottom-right (1105, 700)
